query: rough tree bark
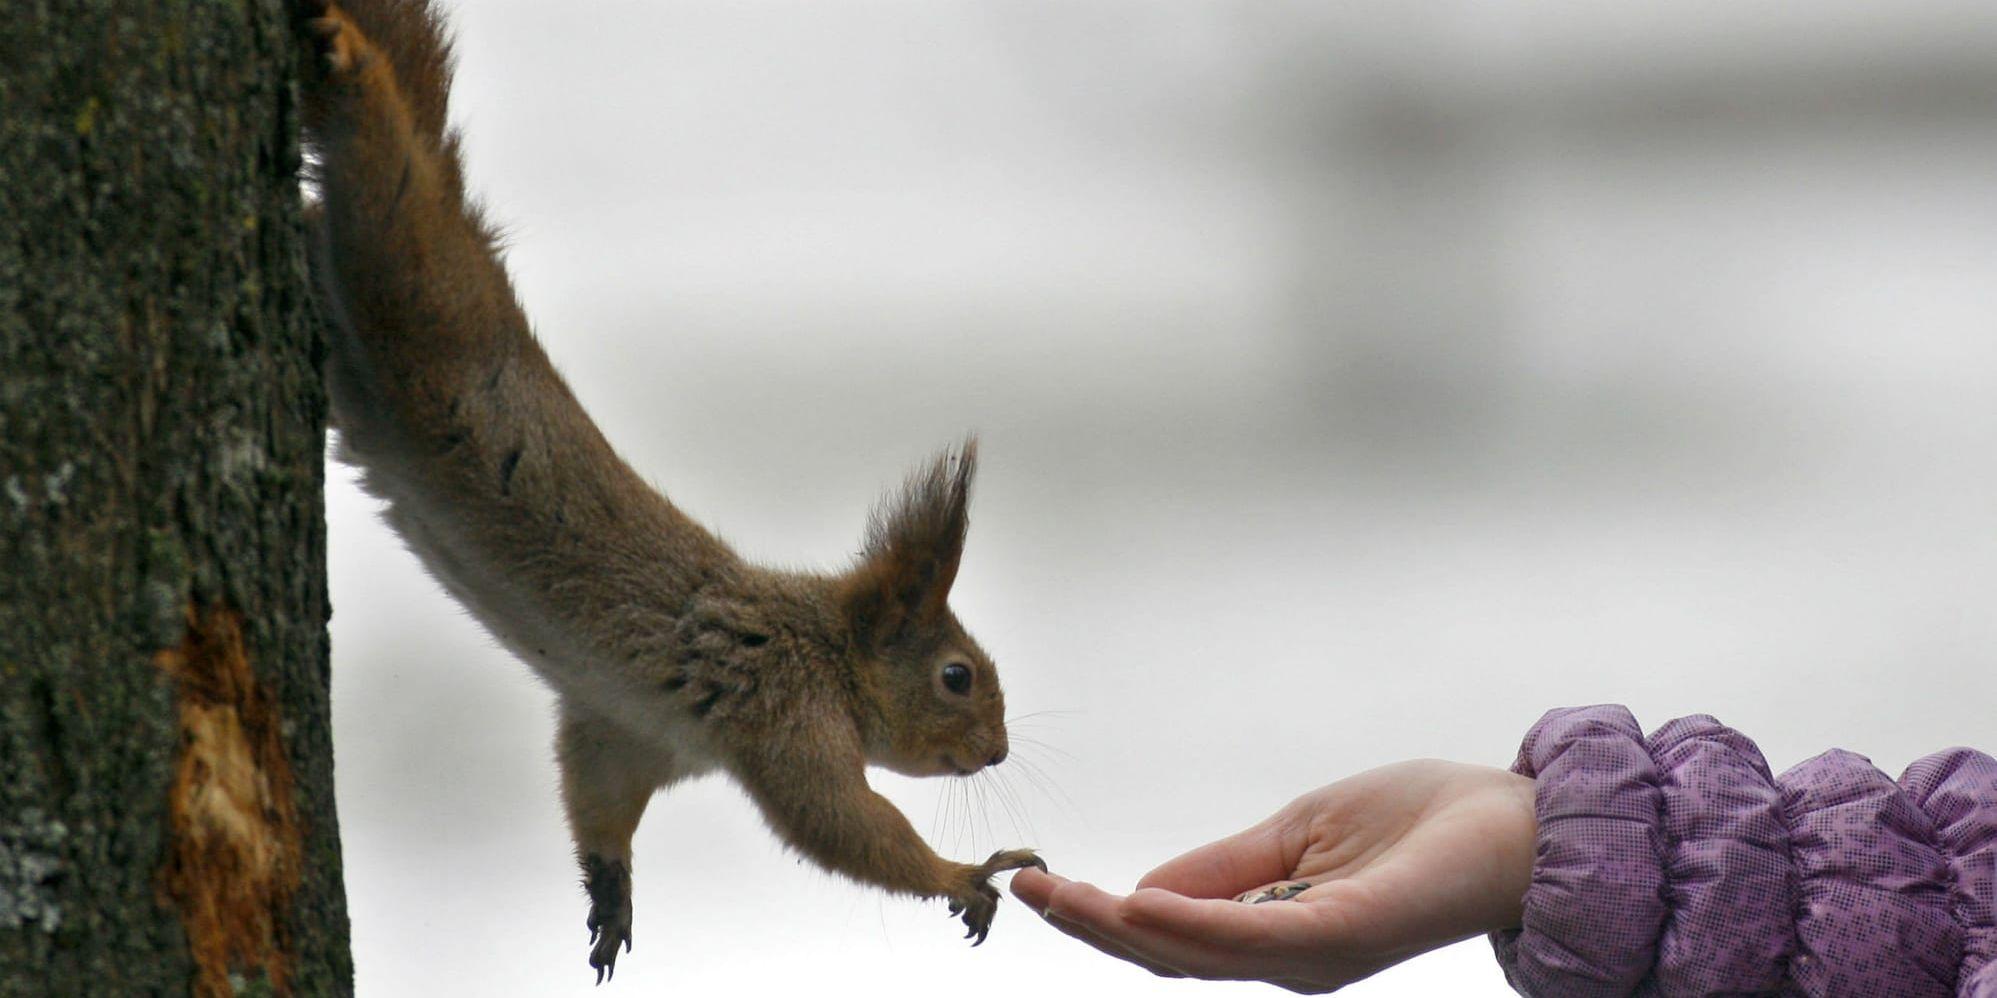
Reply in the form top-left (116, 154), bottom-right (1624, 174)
top-left (0, 1), bottom-right (352, 995)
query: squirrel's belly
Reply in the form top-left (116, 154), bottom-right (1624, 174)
top-left (363, 475), bottom-right (709, 753)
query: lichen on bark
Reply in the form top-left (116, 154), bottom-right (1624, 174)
top-left (0, 1), bottom-right (351, 994)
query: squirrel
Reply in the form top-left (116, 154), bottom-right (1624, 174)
top-left (294, 0), bottom-right (1045, 982)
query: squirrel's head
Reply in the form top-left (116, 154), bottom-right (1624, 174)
top-left (840, 440), bottom-right (1009, 779)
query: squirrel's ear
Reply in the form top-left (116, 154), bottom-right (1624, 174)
top-left (842, 439), bottom-right (977, 648)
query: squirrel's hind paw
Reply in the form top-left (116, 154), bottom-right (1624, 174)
top-left (582, 855), bottom-right (634, 984)
top-left (298, 2), bottom-right (370, 80)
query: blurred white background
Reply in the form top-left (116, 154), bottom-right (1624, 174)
top-left (327, 1), bottom-right (1997, 994)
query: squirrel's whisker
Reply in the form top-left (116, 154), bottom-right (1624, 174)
top-left (1007, 749), bottom-right (1082, 818)
top-left (977, 772), bottom-right (1014, 846)
top-left (992, 769), bottom-right (1039, 845)
top-left (1010, 734), bottom-right (1078, 763)
top-left (1006, 708), bottom-right (1083, 725)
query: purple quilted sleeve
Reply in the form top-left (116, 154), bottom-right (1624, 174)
top-left (1489, 705), bottom-right (1665, 996)
top-left (1780, 749), bottom-right (1957, 995)
top-left (1646, 714), bottom-right (1791, 994)
top-left (1901, 750), bottom-right (1997, 995)
top-left (1489, 705), bottom-right (1997, 997)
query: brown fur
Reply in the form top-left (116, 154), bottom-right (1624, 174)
top-left (295, 0), bottom-right (1041, 979)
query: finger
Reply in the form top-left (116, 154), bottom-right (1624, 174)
top-left (1041, 910), bottom-right (1187, 978)
top-left (1134, 816), bottom-right (1299, 899)
top-left (1123, 887), bottom-right (1382, 990)
top-left (1122, 887), bottom-right (1331, 953)
top-left (1275, 976), bottom-right (1337, 995)
top-left (1009, 866), bottom-right (1059, 915)
top-left (1045, 879), bottom-right (1288, 982)
top-left (1022, 875), bottom-right (1181, 976)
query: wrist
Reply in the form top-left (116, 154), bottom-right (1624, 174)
top-left (1489, 770), bottom-right (1536, 932)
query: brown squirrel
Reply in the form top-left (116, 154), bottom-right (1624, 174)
top-left (295, 0), bottom-right (1044, 981)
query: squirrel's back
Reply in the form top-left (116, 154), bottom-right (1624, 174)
top-left (304, 0), bottom-right (734, 709)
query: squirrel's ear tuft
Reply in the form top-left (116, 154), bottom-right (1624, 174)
top-left (842, 439), bottom-right (977, 647)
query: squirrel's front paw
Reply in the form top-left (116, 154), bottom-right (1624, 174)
top-left (945, 849), bottom-right (1047, 946)
top-left (582, 855), bottom-right (633, 984)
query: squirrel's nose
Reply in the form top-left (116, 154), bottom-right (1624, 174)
top-left (988, 745), bottom-right (1008, 766)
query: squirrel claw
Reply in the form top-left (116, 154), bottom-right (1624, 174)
top-left (589, 932), bottom-right (626, 985)
top-left (582, 855), bottom-right (633, 983)
top-left (945, 848), bottom-right (1045, 947)
top-left (976, 848), bottom-right (1046, 878)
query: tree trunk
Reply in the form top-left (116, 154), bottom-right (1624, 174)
top-left (0, 1), bottom-right (351, 994)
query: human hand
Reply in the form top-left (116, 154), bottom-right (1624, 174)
top-left (1010, 760), bottom-right (1535, 993)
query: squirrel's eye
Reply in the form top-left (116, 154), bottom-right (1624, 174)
top-left (940, 663), bottom-right (973, 695)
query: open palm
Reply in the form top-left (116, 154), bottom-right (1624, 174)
top-left (1010, 760), bottom-right (1536, 993)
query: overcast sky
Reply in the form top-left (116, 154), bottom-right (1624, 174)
top-left (327, 1), bottom-right (1997, 993)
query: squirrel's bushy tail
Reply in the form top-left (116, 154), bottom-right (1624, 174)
top-left (302, 0), bottom-right (701, 568)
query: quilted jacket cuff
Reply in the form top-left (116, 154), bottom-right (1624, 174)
top-left (1900, 749), bottom-right (1997, 996)
top-left (1489, 705), bottom-right (1665, 997)
top-left (1492, 706), bottom-right (1996, 998)
top-left (1646, 714), bottom-right (1791, 995)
